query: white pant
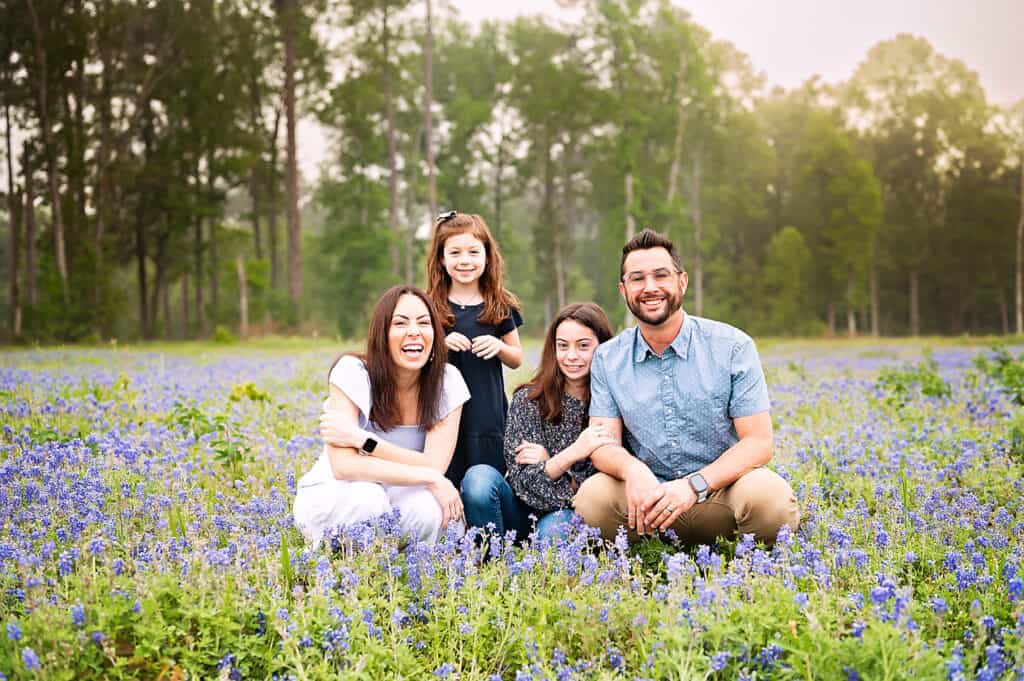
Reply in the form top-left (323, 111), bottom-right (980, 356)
top-left (293, 479), bottom-right (445, 546)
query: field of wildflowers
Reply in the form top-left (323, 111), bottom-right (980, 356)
top-left (1, 340), bottom-right (1023, 680)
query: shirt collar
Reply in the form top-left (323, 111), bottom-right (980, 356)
top-left (632, 313), bottom-right (692, 362)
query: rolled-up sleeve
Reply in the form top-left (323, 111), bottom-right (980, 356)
top-left (728, 337), bottom-right (771, 418)
top-left (587, 349), bottom-right (620, 419)
top-left (504, 390), bottom-right (576, 512)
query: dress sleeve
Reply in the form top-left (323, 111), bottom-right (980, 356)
top-left (504, 389), bottom-right (576, 513)
top-left (497, 307), bottom-right (524, 336)
top-left (328, 355), bottom-right (372, 425)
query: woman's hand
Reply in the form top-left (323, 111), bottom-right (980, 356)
top-left (576, 425), bottom-right (615, 457)
top-left (514, 440), bottom-right (551, 465)
top-left (426, 474), bottom-right (463, 528)
top-left (471, 334), bottom-right (503, 360)
top-left (445, 331), bottom-right (472, 352)
top-left (319, 408), bottom-right (367, 450)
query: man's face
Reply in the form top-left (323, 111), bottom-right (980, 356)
top-left (619, 247), bottom-right (687, 326)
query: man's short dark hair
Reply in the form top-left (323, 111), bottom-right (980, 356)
top-left (620, 228), bottom-right (683, 279)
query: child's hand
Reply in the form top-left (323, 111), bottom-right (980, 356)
top-left (445, 332), bottom-right (472, 352)
top-left (471, 334), bottom-right (503, 360)
top-left (514, 441), bottom-right (551, 465)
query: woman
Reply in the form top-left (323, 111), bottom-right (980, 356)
top-left (461, 303), bottom-right (614, 541)
top-left (293, 286), bottom-right (470, 546)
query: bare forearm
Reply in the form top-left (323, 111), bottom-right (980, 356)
top-left (328, 445), bottom-right (442, 486)
top-left (543, 442), bottom-right (586, 480)
top-left (369, 437), bottom-right (451, 473)
top-left (497, 341), bottom-right (522, 369)
top-left (700, 435), bottom-right (772, 491)
top-left (590, 444), bottom-right (643, 480)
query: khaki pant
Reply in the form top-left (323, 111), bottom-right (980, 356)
top-left (573, 467), bottom-right (799, 547)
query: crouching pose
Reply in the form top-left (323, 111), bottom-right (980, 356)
top-left (293, 286), bottom-right (470, 546)
top-left (462, 303), bottom-right (615, 541)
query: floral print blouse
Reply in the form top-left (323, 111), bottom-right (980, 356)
top-left (503, 388), bottom-right (597, 513)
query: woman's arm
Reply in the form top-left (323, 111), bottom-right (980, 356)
top-left (503, 393), bottom-right (575, 512)
top-left (320, 384), bottom-right (462, 473)
top-left (322, 389), bottom-right (446, 487)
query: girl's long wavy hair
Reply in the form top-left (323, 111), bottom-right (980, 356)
top-left (426, 212), bottom-right (520, 329)
top-left (329, 286), bottom-right (448, 431)
top-left (521, 303), bottom-right (613, 424)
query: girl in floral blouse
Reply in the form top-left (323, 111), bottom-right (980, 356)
top-left (461, 303), bottom-right (614, 540)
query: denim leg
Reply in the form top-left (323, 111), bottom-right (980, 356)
top-left (534, 509), bottom-right (575, 542)
top-left (461, 464), bottom-right (533, 540)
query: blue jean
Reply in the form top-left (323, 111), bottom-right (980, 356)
top-left (461, 464), bottom-right (575, 542)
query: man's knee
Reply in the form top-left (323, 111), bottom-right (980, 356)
top-left (573, 473), bottom-right (628, 539)
top-left (727, 468), bottom-right (799, 545)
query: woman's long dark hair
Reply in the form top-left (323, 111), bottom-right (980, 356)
top-left (521, 303), bottom-right (613, 424)
top-left (426, 212), bottom-right (520, 329)
top-left (329, 286), bottom-right (449, 431)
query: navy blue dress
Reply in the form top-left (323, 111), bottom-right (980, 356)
top-left (444, 302), bottom-right (524, 488)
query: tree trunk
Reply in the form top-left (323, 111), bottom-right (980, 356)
top-left (268, 108), bottom-right (281, 290)
top-left (181, 272), bottom-right (190, 338)
top-left (134, 197), bottom-right (149, 338)
top-left (1016, 159), bottom-right (1023, 335)
top-left (687, 154), bottom-right (704, 316)
top-left (869, 260), bottom-right (880, 337)
top-left (194, 209), bottom-right (205, 334)
top-left (826, 301), bottom-right (835, 336)
top-left (999, 287), bottom-right (1009, 335)
top-left (383, 7), bottom-right (401, 279)
top-left (846, 271), bottom-right (857, 337)
top-left (26, 0), bottom-right (69, 304)
top-left (249, 77), bottom-right (264, 260)
top-left (423, 0), bottom-right (437, 222)
top-left (5, 97), bottom-right (21, 338)
top-left (161, 272), bottom-right (171, 337)
top-left (666, 48), bottom-right (687, 205)
top-left (623, 171), bottom-right (636, 328)
top-left (24, 154), bottom-right (37, 305)
top-left (207, 162), bottom-right (219, 321)
top-left (494, 133), bottom-right (505, 239)
top-left (237, 254), bottom-right (249, 338)
top-left (95, 39), bottom-right (114, 338)
top-left (280, 0), bottom-right (302, 307)
top-left (909, 270), bottom-right (920, 336)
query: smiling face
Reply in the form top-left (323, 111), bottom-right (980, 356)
top-left (555, 319), bottom-right (600, 384)
top-left (388, 294), bottom-right (435, 372)
top-left (619, 247), bottom-right (687, 326)
top-left (441, 231), bottom-right (487, 287)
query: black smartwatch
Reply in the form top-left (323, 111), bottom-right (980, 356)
top-left (360, 435), bottom-right (378, 455)
top-left (686, 472), bottom-right (709, 504)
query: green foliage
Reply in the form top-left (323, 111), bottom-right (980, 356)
top-left (212, 325), bottom-right (238, 344)
top-left (876, 353), bottom-right (952, 407)
top-left (973, 345), bottom-right (1024, 405)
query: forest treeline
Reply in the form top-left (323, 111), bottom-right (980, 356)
top-left (1, 0), bottom-right (1023, 342)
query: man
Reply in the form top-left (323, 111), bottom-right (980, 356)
top-left (573, 228), bottom-right (798, 545)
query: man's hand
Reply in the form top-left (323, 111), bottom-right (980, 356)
top-left (642, 479), bottom-right (697, 532)
top-left (623, 461), bottom-right (661, 535)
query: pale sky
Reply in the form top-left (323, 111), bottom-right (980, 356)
top-left (301, 0), bottom-right (1021, 178)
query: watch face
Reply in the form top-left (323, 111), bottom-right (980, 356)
top-left (362, 437), bottom-right (378, 453)
top-left (689, 474), bottom-right (708, 493)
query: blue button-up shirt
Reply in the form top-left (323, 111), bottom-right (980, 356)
top-left (589, 314), bottom-right (770, 481)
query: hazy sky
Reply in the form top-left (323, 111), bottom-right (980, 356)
top-left (449, 0), bottom-right (1021, 104)
top-left (300, 0), bottom-right (1021, 178)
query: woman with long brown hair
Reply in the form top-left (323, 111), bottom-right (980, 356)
top-left (461, 303), bottom-right (614, 540)
top-left (293, 286), bottom-right (470, 546)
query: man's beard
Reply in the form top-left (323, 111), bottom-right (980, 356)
top-left (627, 288), bottom-right (683, 326)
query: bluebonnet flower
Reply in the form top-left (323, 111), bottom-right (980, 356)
top-left (710, 651), bottom-right (730, 671)
top-left (21, 647), bottom-right (40, 671)
top-left (71, 604), bottom-right (86, 628)
top-left (6, 622), bottom-right (20, 642)
top-left (434, 663), bottom-right (455, 678)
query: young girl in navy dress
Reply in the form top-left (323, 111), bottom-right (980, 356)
top-left (426, 212), bottom-right (523, 488)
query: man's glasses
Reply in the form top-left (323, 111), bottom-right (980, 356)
top-left (622, 268), bottom-right (680, 288)
top-left (436, 210), bottom-right (458, 224)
